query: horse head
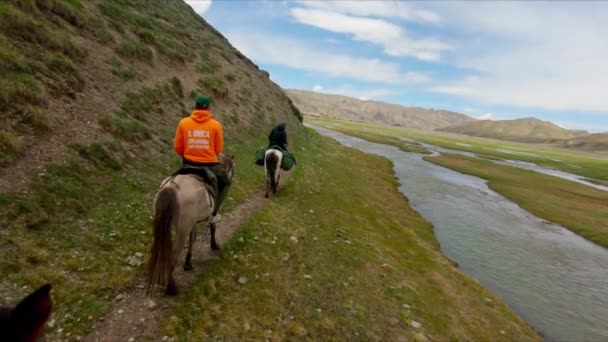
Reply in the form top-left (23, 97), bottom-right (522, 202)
top-left (219, 153), bottom-right (236, 180)
top-left (0, 284), bottom-right (52, 341)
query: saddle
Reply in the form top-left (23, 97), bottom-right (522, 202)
top-left (171, 166), bottom-right (219, 208)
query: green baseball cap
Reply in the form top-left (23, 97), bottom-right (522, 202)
top-left (195, 95), bottom-right (212, 108)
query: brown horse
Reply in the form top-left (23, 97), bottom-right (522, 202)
top-left (146, 154), bottom-right (235, 295)
top-left (0, 284), bottom-right (52, 341)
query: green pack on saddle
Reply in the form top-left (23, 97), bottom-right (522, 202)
top-left (253, 146), bottom-right (297, 171)
top-left (254, 146), bottom-right (266, 166)
top-left (280, 150), bottom-right (296, 171)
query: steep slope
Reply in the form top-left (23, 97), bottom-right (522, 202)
top-left (0, 0), bottom-right (303, 196)
top-left (557, 133), bottom-right (608, 151)
top-left (439, 118), bottom-right (589, 143)
top-left (0, 0), bottom-right (304, 337)
top-left (286, 89), bottom-right (473, 130)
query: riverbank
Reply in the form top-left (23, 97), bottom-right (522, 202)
top-left (426, 154), bottom-right (608, 247)
top-left (165, 131), bottom-right (539, 341)
top-left (310, 118), bottom-right (608, 248)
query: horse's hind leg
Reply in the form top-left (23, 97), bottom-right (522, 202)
top-left (183, 228), bottom-right (196, 271)
top-left (166, 225), bottom-right (187, 296)
top-left (210, 223), bottom-right (220, 250)
top-left (265, 179), bottom-right (270, 198)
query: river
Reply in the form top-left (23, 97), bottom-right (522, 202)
top-left (313, 126), bottom-right (608, 341)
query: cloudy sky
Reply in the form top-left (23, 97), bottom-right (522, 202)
top-left (186, 0), bottom-right (608, 132)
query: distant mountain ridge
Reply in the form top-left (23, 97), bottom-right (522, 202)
top-left (438, 118), bottom-right (589, 143)
top-left (557, 133), bottom-right (608, 151)
top-left (285, 89), bottom-right (474, 131)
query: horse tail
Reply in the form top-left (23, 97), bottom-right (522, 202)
top-left (266, 151), bottom-right (279, 191)
top-left (146, 186), bottom-right (178, 293)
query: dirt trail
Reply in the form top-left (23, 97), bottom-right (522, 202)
top-left (83, 174), bottom-right (291, 342)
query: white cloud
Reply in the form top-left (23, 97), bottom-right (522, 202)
top-left (310, 84), bottom-right (397, 101)
top-left (296, 1), bottom-right (441, 23)
top-left (290, 6), bottom-right (450, 61)
top-left (426, 2), bottom-right (608, 113)
top-left (185, 0), bottom-right (212, 16)
top-left (477, 113), bottom-right (496, 120)
top-left (226, 31), bottom-right (431, 84)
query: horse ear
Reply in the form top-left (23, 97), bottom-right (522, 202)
top-left (11, 284), bottom-right (52, 340)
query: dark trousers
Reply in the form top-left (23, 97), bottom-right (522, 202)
top-left (183, 159), bottom-right (232, 215)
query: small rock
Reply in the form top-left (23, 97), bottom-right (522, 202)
top-left (118, 309), bottom-right (124, 314)
top-left (128, 338), bottom-right (135, 342)
top-left (47, 319), bottom-right (56, 328)
top-left (290, 236), bottom-right (298, 243)
top-left (128, 255), bottom-right (143, 267)
top-left (88, 316), bottom-right (93, 320)
top-left (484, 297), bottom-right (493, 305)
top-left (309, 210), bottom-right (314, 213)
top-left (116, 293), bottom-right (126, 300)
top-left (381, 263), bottom-right (391, 269)
top-left (500, 330), bottom-right (506, 335)
top-left (162, 337), bottom-right (169, 341)
top-left (147, 300), bottom-right (157, 310)
top-left (303, 274), bottom-right (312, 280)
top-left (410, 320), bottom-right (422, 329)
top-left (402, 304), bottom-right (411, 309)
top-left (238, 276), bottom-right (248, 284)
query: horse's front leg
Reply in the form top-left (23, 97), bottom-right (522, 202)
top-left (210, 223), bottom-right (220, 250)
top-left (183, 228), bottom-right (196, 271)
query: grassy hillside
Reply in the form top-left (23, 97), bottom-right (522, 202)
top-left (438, 117), bottom-right (589, 143)
top-left (0, 0), bottom-right (304, 230)
top-left (286, 89), bottom-right (473, 130)
top-left (557, 133), bottom-right (608, 151)
top-left (0, 0), bottom-right (304, 339)
top-left (164, 131), bottom-right (539, 341)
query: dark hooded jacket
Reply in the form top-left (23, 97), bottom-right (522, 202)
top-left (268, 123), bottom-right (288, 150)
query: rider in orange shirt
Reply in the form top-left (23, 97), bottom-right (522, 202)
top-left (174, 96), bottom-right (231, 221)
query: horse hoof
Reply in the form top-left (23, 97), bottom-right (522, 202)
top-left (165, 287), bottom-right (178, 296)
top-left (211, 243), bottom-right (220, 251)
top-left (183, 264), bottom-right (193, 271)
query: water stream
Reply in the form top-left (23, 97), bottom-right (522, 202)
top-left (313, 126), bottom-right (608, 341)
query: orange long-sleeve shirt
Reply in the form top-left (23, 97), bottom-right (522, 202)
top-left (174, 110), bottom-right (223, 163)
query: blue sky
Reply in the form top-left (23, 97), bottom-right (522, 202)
top-left (186, 1), bottom-right (608, 132)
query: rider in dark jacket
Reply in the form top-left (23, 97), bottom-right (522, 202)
top-left (268, 122), bottom-right (288, 150)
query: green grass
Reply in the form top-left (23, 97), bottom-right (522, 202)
top-left (426, 154), bottom-right (608, 247)
top-left (197, 52), bottom-right (220, 74)
top-left (333, 128), bottom-right (432, 154)
top-left (310, 117), bottom-right (608, 247)
top-left (116, 39), bottom-right (154, 63)
top-left (310, 117), bottom-right (608, 181)
top-left (0, 130), bottom-right (24, 167)
top-left (98, 0), bottom-right (194, 62)
top-left (198, 77), bottom-right (227, 98)
top-left (165, 130), bottom-right (539, 341)
top-left (107, 56), bottom-right (137, 81)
